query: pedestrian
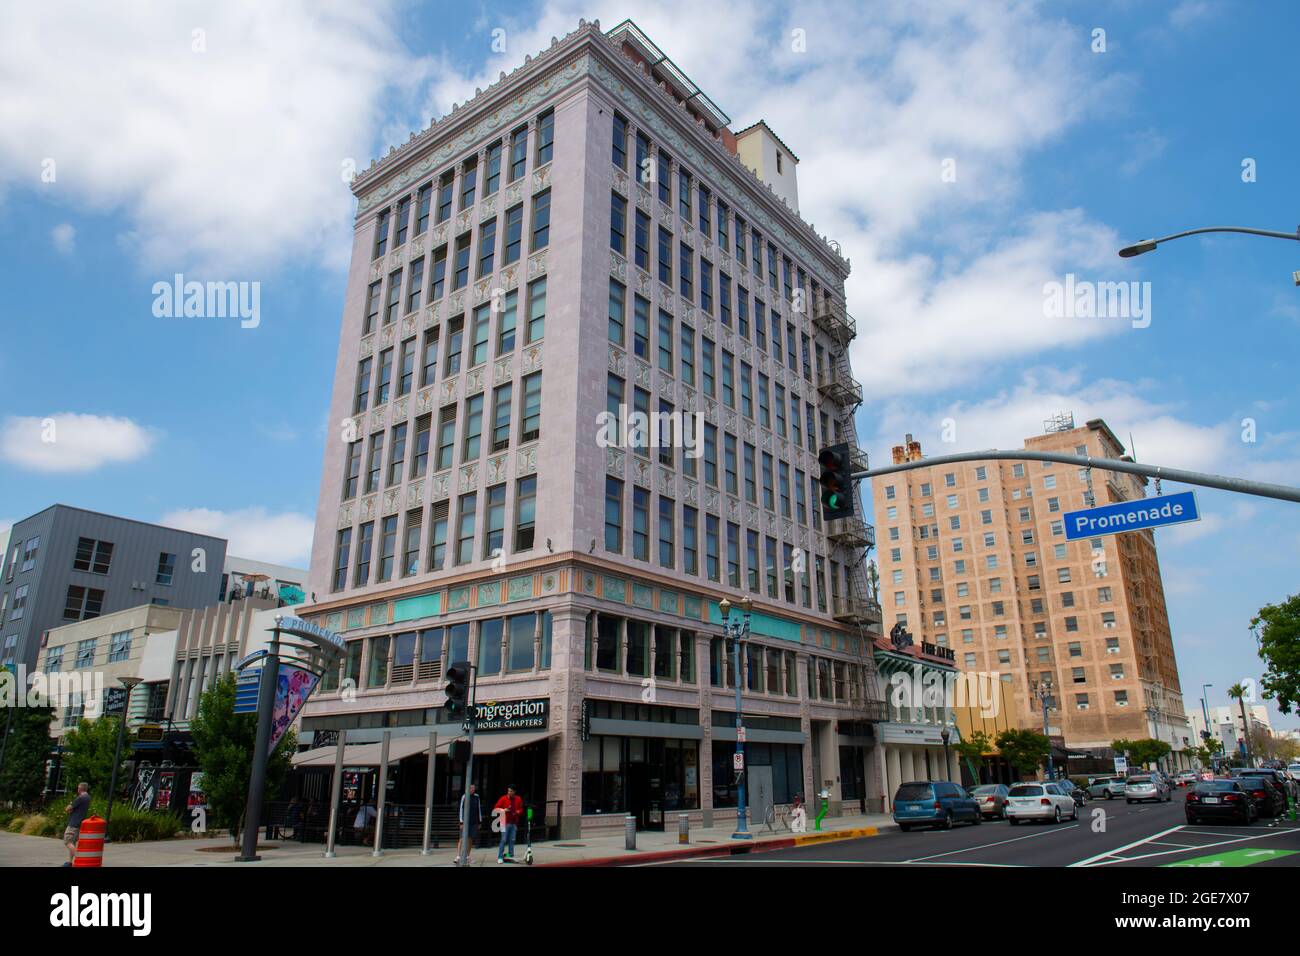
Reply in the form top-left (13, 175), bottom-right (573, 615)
top-left (790, 793), bottom-right (807, 833)
top-left (284, 796), bottom-right (302, 839)
top-left (63, 782), bottom-right (92, 866)
top-left (353, 800), bottom-right (377, 846)
top-left (457, 783), bottom-right (482, 864)
top-left (493, 784), bottom-right (525, 863)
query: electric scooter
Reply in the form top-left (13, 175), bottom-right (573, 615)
top-left (524, 806), bottom-right (534, 865)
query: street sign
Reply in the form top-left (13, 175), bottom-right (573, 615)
top-left (1063, 491), bottom-right (1200, 541)
top-left (736, 727), bottom-right (746, 743)
top-left (1114, 756), bottom-right (1128, 775)
top-left (233, 668), bottom-right (262, 714)
top-left (104, 687), bottom-right (128, 717)
top-left (733, 752), bottom-right (744, 771)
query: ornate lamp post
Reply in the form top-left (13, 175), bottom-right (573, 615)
top-left (719, 596), bottom-right (753, 839)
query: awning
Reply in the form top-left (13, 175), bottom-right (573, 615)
top-left (291, 730), bottom-right (556, 767)
top-left (291, 736), bottom-right (431, 768)
top-left (440, 730), bottom-right (556, 756)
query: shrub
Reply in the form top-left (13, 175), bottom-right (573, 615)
top-left (21, 814), bottom-right (49, 836)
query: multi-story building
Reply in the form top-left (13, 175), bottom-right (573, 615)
top-left (298, 19), bottom-right (884, 836)
top-left (1190, 703), bottom-right (1273, 758)
top-left (0, 505), bottom-right (228, 673)
top-left (871, 416), bottom-right (1191, 766)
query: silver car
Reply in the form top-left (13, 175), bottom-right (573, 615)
top-left (1125, 774), bottom-right (1171, 803)
top-left (1087, 776), bottom-right (1127, 800)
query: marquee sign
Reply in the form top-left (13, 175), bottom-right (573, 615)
top-left (472, 698), bottom-right (549, 732)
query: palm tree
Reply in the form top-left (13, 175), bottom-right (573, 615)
top-left (1227, 683), bottom-right (1253, 767)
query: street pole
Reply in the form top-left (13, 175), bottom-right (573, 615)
top-left (852, 448), bottom-right (1300, 505)
top-left (721, 597), bottom-right (753, 839)
top-left (104, 677), bottom-right (141, 842)
top-left (421, 730), bottom-right (437, 855)
top-left (456, 665), bottom-right (479, 867)
top-left (1036, 678), bottom-right (1055, 781)
top-left (238, 626), bottom-right (281, 862)
top-left (324, 728), bottom-right (346, 858)
top-left (940, 728), bottom-right (951, 783)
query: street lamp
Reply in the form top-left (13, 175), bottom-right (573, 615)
top-left (719, 595), bottom-right (753, 840)
top-left (105, 676), bottom-right (143, 840)
top-left (940, 727), bottom-right (951, 783)
top-left (1118, 224), bottom-right (1300, 262)
top-left (1032, 676), bottom-right (1055, 781)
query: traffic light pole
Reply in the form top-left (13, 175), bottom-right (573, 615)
top-left (850, 449), bottom-right (1300, 504)
top-left (456, 664), bottom-right (479, 867)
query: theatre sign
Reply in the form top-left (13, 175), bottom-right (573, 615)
top-left (471, 698), bottom-right (550, 732)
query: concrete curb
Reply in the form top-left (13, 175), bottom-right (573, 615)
top-left (539, 824), bottom-right (889, 867)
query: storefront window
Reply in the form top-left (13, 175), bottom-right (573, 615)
top-left (785, 651), bottom-right (797, 696)
top-left (344, 640), bottom-right (362, 688)
top-left (582, 735), bottom-right (700, 817)
top-left (709, 638), bottom-right (724, 687)
top-left (447, 622), bottom-right (469, 667)
top-left (818, 658), bottom-right (831, 699)
top-left (367, 635), bottom-right (390, 687)
top-left (746, 643), bottom-right (763, 692)
top-left (765, 648), bottom-right (781, 694)
top-left (806, 656), bottom-right (817, 700)
top-left (712, 741), bottom-right (803, 807)
top-left (653, 626), bottom-right (675, 679)
top-left (596, 615), bottom-right (620, 671)
top-left (392, 632), bottom-right (416, 683)
top-left (507, 613), bottom-right (534, 671)
top-left (478, 618), bottom-right (503, 675)
top-left (627, 621), bottom-right (649, 676)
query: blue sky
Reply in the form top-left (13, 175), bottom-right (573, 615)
top-left (1, 0), bottom-right (1296, 731)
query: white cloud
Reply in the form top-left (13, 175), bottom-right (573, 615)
top-left (160, 507), bottom-right (314, 566)
top-left (0, 1), bottom-right (421, 274)
top-left (51, 222), bottom-right (76, 255)
top-left (0, 413), bottom-right (156, 472)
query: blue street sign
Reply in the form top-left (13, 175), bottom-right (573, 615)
top-left (1063, 490), bottom-right (1200, 541)
top-left (234, 668), bottom-right (262, 714)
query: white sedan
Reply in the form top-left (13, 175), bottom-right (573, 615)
top-left (1005, 782), bottom-right (1079, 825)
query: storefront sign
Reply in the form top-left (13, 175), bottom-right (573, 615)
top-left (473, 697), bottom-right (549, 732)
top-left (922, 642), bottom-right (955, 662)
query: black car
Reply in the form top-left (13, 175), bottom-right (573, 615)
top-left (1234, 767), bottom-right (1299, 802)
top-left (1230, 772), bottom-right (1287, 818)
top-left (1185, 780), bottom-right (1257, 825)
top-left (1055, 778), bottom-right (1088, 806)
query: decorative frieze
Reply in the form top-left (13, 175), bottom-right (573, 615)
top-left (516, 444), bottom-right (538, 476)
top-left (431, 472), bottom-right (451, 501)
top-left (532, 162), bottom-right (552, 192)
top-left (522, 343), bottom-right (543, 373)
top-left (528, 249), bottom-right (548, 279)
top-left (611, 250), bottom-right (627, 281)
top-left (493, 355), bottom-right (512, 384)
top-left (606, 446), bottom-right (625, 476)
top-left (337, 503), bottom-right (353, 530)
top-left (459, 462), bottom-right (479, 489)
top-left (487, 454), bottom-right (508, 483)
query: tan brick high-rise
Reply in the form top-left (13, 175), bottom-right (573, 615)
top-left (871, 417), bottom-right (1192, 765)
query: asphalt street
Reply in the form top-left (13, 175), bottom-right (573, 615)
top-left (654, 795), bottom-right (1300, 868)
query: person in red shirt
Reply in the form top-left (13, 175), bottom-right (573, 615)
top-left (493, 785), bottom-right (525, 863)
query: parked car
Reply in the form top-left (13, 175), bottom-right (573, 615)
top-left (1185, 779), bottom-right (1258, 826)
top-left (1056, 778), bottom-right (1088, 806)
top-left (1087, 776), bottom-right (1127, 800)
top-left (970, 783), bottom-right (1011, 819)
top-left (1175, 770), bottom-right (1200, 787)
top-left (1240, 767), bottom-right (1299, 801)
top-left (1229, 770), bottom-right (1289, 817)
top-left (1126, 775), bottom-right (1172, 803)
top-left (1006, 782), bottom-right (1078, 825)
top-left (1286, 764), bottom-right (1300, 785)
top-left (892, 781), bottom-right (982, 831)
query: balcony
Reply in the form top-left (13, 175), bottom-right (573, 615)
top-left (832, 593), bottom-right (880, 627)
top-left (817, 359), bottom-right (863, 409)
top-left (827, 515), bottom-right (871, 547)
top-left (814, 299), bottom-right (856, 346)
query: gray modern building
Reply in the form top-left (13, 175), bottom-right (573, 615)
top-left (0, 505), bottom-right (228, 672)
top-left (297, 19), bottom-right (884, 837)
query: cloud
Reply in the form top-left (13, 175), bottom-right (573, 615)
top-left (0, 1), bottom-right (421, 274)
top-left (0, 413), bottom-right (156, 472)
top-left (160, 507), bottom-right (314, 567)
top-left (51, 223), bottom-right (76, 255)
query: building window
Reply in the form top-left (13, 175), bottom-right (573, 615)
top-left (631, 487), bottom-right (650, 561)
top-left (531, 190), bottom-right (551, 250)
top-left (610, 192), bottom-right (626, 254)
top-left (658, 496), bottom-right (676, 569)
top-left (428, 501), bottom-right (449, 571)
top-left (387, 423), bottom-right (407, 486)
top-left (402, 510), bottom-right (422, 577)
top-left (455, 492), bottom-right (478, 565)
top-left (535, 109), bottom-right (555, 165)
top-left (75, 637), bottom-right (97, 669)
top-left (526, 277), bottom-right (547, 343)
top-left (64, 586), bottom-right (105, 622)
top-left (477, 217), bottom-right (497, 278)
top-left (73, 538), bottom-right (114, 575)
top-left (462, 394), bottom-right (484, 460)
top-left (332, 528), bottom-right (352, 592)
top-left (107, 630), bottom-right (132, 663)
top-left (155, 552), bottom-right (176, 586)
top-left (509, 125), bottom-right (528, 181)
top-left (503, 203), bottom-right (524, 264)
top-left (515, 477), bottom-right (537, 551)
top-left (605, 478), bottom-right (624, 553)
top-left (484, 484), bottom-right (506, 560)
top-left (612, 112), bottom-right (628, 168)
top-left (705, 515), bottom-right (720, 582)
top-left (377, 515), bottom-right (398, 582)
top-left (491, 383), bottom-right (513, 452)
top-left (608, 279), bottom-right (625, 345)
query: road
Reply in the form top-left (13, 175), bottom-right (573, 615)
top-left (654, 796), bottom-right (1300, 868)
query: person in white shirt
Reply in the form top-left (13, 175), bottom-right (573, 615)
top-left (353, 802), bottom-right (377, 846)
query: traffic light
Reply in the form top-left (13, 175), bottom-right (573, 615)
top-left (818, 443), bottom-right (855, 520)
top-left (448, 739), bottom-right (471, 763)
top-left (444, 661), bottom-right (471, 717)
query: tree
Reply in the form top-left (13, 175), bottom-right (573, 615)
top-left (190, 674), bottom-right (296, 843)
top-left (955, 730), bottom-right (992, 765)
top-left (1253, 593), bottom-right (1300, 715)
top-left (61, 716), bottom-right (131, 797)
top-left (0, 705), bottom-right (55, 805)
top-left (1111, 738), bottom-right (1172, 769)
top-left (995, 728), bottom-right (1050, 777)
top-left (1227, 683), bottom-right (1253, 764)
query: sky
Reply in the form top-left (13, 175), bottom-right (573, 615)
top-left (0, 0), bottom-right (1296, 730)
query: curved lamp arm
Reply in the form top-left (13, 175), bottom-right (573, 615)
top-left (1119, 225), bottom-right (1300, 257)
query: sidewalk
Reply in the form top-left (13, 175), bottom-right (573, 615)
top-left (0, 812), bottom-right (895, 868)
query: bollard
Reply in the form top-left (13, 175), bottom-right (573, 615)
top-left (624, 815), bottom-right (637, 851)
top-left (73, 816), bottom-right (106, 868)
top-left (678, 813), bottom-right (690, 844)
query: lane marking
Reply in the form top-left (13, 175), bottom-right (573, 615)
top-left (905, 823), bottom-right (1080, 862)
top-left (1068, 825), bottom-right (1184, 868)
top-left (1074, 823), bottom-right (1298, 868)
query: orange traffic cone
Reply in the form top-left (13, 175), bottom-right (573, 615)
top-left (73, 816), bottom-right (106, 867)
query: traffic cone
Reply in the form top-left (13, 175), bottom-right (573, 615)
top-left (73, 816), bottom-right (106, 868)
